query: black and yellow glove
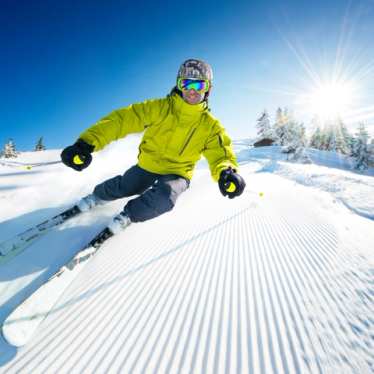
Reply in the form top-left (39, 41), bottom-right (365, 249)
top-left (218, 167), bottom-right (246, 199)
top-left (61, 139), bottom-right (95, 171)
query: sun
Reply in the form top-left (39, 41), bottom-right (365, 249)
top-left (300, 80), bottom-right (356, 121)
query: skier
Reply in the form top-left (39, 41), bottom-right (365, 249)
top-left (61, 59), bottom-right (246, 234)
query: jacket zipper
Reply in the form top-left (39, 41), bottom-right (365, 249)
top-left (179, 128), bottom-right (197, 156)
top-left (218, 134), bottom-right (227, 158)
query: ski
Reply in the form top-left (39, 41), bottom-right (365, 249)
top-left (1, 226), bottom-right (115, 347)
top-left (0, 205), bottom-right (82, 265)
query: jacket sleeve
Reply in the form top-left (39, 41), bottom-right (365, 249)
top-left (202, 121), bottom-right (239, 181)
top-left (78, 98), bottom-right (165, 151)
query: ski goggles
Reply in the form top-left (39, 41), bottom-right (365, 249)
top-left (177, 78), bottom-right (210, 93)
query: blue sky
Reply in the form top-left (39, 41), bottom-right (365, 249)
top-left (1, 0), bottom-right (374, 151)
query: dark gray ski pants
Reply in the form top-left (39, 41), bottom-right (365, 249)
top-left (93, 165), bottom-right (190, 222)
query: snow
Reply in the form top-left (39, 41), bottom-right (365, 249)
top-left (0, 141), bottom-right (373, 373)
top-left (236, 145), bottom-right (374, 219)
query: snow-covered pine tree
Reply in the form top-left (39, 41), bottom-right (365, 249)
top-left (310, 127), bottom-right (323, 149)
top-left (353, 123), bottom-right (370, 170)
top-left (338, 120), bottom-right (354, 155)
top-left (334, 119), bottom-right (350, 155)
top-left (318, 126), bottom-right (328, 150)
top-left (282, 119), bottom-right (298, 148)
top-left (288, 121), bottom-right (305, 149)
top-left (2, 139), bottom-right (18, 158)
top-left (324, 123), bottom-right (337, 152)
top-left (274, 107), bottom-right (290, 145)
top-left (282, 120), bottom-right (310, 163)
top-left (323, 118), bottom-right (350, 154)
top-left (35, 137), bottom-right (46, 151)
top-left (322, 123), bottom-right (336, 151)
top-left (256, 110), bottom-right (273, 139)
top-left (369, 139), bottom-right (374, 167)
top-left (275, 107), bottom-right (283, 125)
top-left (309, 115), bottom-right (320, 147)
top-left (299, 123), bottom-right (307, 146)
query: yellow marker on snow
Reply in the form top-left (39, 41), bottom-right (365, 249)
top-left (226, 182), bottom-right (236, 193)
top-left (259, 192), bottom-right (264, 197)
top-left (25, 165), bottom-right (32, 170)
top-left (73, 155), bottom-right (84, 165)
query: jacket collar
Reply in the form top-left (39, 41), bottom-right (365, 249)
top-left (171, 92), bottom-right (208, 117)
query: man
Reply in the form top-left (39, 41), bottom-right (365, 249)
top-left (61, 59), bottom-right (246, 234)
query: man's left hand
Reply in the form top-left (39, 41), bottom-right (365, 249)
top-left (218, 167), bottom-right (246, 199)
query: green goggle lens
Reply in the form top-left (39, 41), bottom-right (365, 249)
top-left (177, 78), bottom-right (209, 93)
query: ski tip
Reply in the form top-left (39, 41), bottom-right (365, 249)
top-left (2, 322), bottom-right (29, 347)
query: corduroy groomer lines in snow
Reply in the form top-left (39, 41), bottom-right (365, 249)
top-left (0, 143), bottom-right (373, 372)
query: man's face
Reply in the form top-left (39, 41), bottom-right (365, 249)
top-left (181, 88), bottom-right (205, 105)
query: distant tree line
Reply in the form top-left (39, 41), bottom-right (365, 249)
top-left (0, 137), bottom-right (46, 158)
top-left (255, 108), bottom-right (373, 170)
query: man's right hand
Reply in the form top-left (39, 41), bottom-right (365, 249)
top-left (61, 139), bottom-right (95, 171)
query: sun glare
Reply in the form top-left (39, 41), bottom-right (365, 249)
top-left (300, 80), bottom-right (355, 121)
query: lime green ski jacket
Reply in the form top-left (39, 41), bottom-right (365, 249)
top-left (79, 92), bottom-right (238, 181)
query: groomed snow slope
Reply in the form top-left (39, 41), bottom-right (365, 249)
top-left (0, 140), bottom-right (373, 373)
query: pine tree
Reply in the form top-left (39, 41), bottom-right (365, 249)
top-left (256, 110), bottom-right (273, 139)
top-left (281, 120), bottom-right (310, 162)
top-left (35, 137), bottom-right (46, 151)
top-left (317, 126), bottom-right (328, 150)
top-left (322, 118), bottom-right (350, 155)
top-left (353, 123), bottom-right (370, 170)
top-left (299, 123), bottom-right (307, 147)
top-left (275, 107), bottom-right (283, 125)
top-left (369, 139), bottom-right (374, 167)
top-left (333, 122), bottom-right (347, 154)
top-left (320, 123), bottom-right (339, 151)
top-left (274, 123), bottom-right (286, 145)
top-left (310, 127), bottom-right (323, 149)
top-left (279, 118), bottom-right (305, 151)
top-left (1, 139), bottom-right (18, 158)
top-left (274, 108), bottom-right (289, 145)
top-left (338, 120), bottom-right (354, 155)
top-left (282, 120), bottom-right (297, 148)
top-left (325, 124), bottom-right (337, 152)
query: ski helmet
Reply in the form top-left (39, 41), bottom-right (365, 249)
top-left (177, 59), bottom-right (213, 83)
top-left (176, 59), bottom-right (213, 102)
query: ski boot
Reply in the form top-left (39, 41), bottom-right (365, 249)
top-left (77, 193), bottom-right (107, 212)
top-left (108, 212), bottom-right (132, 234)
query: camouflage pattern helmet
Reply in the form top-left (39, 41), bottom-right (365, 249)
top-left (177, 59), bottom-right (213, 82)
